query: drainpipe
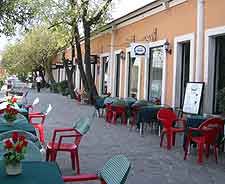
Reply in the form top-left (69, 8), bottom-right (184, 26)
top-left (110, 25), bottom-right (116, 96)
top-left (195, 0), bottom-right (205, 82)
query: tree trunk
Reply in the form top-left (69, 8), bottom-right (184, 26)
top-left (83, 20), bottom-right (98, 103)
top-left (45, 58), bottom-right (56, 84)
top-left (62, 53), bottom-right (75, 99)
top-left (74, 25), bottom-right (90, 93)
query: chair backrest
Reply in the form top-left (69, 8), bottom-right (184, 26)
top-left (45, 104), bottom-right (52, 115)
top-left (32, 97), bottom-right (40, 107)
top-left (199, 118), bottom-right (224, 144)
top-left (0, 130), bottom-right (43, 161)
top-left (157, 109), bottom-right (178, 129)
top-left (98, 155), bottom-right (131, 184)
top-left (73, 118), bottom-right (90, 135)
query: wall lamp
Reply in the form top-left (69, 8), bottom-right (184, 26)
top-left (120, 50), bottom-right (126, 60)
top-left (164, 40), bottom-right (172, 55)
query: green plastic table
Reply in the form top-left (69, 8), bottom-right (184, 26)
top-left (0, 120), bottom-right (36, 135)
top-left (0, 161), bottom-right (64, 184)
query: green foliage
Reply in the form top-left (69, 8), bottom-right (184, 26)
top-left (0, 0), bottom-right (39, 36)
top-left (217, 87), bottom-right (225, 114)
top-left (57, 80), bottom-right (68, 93)
top-left (50, 80), bottom-right (69, 95)
top-left (2, 25), bottom-right (69, 76)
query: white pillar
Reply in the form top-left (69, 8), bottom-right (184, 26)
top-left (110, 25), bottom-right (116, 96)
top-left (99, 57), bottom-right (104, 95)
top-left (195, 0), bottom-right (205, 82)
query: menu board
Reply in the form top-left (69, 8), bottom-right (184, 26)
top-left (182, 82), bottom-right (204, 114)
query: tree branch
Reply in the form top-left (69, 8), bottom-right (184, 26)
top-left (89, 0), bottom-right (112, 24)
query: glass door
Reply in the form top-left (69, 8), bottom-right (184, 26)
top-left (180, 41), bottom-right (190, 107)
top-left (115, 54), bottom-right (121, 97)
top-left (148, 46), bottom-right (164, 102)
top-left (213, 35), bottom-right (225, 113)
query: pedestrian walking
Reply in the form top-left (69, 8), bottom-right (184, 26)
top-left (36, 75), bottom-right (42, 93)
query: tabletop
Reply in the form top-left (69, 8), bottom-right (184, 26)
top-left (136, 105), bottom-right (172, 123)
top-left (0, 120), bottom-right (36, 135)
top-left (0, 161), bottom-right (64, 184)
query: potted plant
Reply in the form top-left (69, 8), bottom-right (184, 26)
top-left (4, 132), bottom-right (28, 175)
top-left (4, 104), bottom-right (18, 125)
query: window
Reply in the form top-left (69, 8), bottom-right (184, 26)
top-left (101, 56), bottom-right (109, 94)
top-left (148, 46), bottom-right (164, 101)
top-left (213, 35), bottom-right (225, 114)
top-left (127, 52), bottom-right (141, 98)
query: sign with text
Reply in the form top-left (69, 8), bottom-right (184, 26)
top-left (130, 43), bottom-right (149, 58)
top-left (182, 82), bottom-right (204, 114)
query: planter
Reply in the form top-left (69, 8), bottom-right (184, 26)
top-left (5, 162), bottom-right (22, 176)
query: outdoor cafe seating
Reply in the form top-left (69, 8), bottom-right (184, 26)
top-left (63, 154), bottom-right (131, 184)
top-left (28, 104), bottom-right (52, 144)
top-left (46, 118), bottom-right (90, 174)
top-left (184, 118), bottom-right (224, 164)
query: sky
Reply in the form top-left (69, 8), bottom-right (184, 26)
top-left (0, 0), bottom-right (154, 53)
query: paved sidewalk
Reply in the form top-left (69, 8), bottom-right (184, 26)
top-left (26, 90), bottom-right (225, 184)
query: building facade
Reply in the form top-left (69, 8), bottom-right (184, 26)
top-left (53, 0), bottom-right (225, 114)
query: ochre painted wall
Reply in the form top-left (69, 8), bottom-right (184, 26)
top-left (89, 0), bottom-right (197, 105)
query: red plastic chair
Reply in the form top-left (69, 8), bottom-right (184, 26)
top-left (111, 105), bottom-right (127, 126)
top-left (105, 104), bottom-right (113, 123)
top-left (157, 109), bottom-right (185, 150)
top-left (24, 97), bottom-right (40, 112)
top-left (130, 105), bottom-right (141, 128)
top-left (46, 118), bottom-right (90, 174)
top-left (62, 155), bottom-right (131, 184)
top-left (28, 104), bottom-right (52, 144)
top-left (184, 118), bottom-right (224, 164)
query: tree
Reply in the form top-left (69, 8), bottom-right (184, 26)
top-left (0, 0), bottom-right (38, 36)
top-left (2, 26), bottom-right (69, 84)
top-left (42, 0), bottom-right (113, 102)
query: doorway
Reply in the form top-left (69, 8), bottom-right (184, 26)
top-left (213, 35), bottom-right (225, 113)
top-left (180, 41), bottom-right (190, 107)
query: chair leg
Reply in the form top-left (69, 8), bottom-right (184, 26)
top-left (160, 132), bottom-right (165, 147)
top-left (70, 151), bottom-right (76, 170)
top-left (214, 145), bottom-right (218, 164)
top-left (205, 144), bottom-right (210, 159)
top-left (38, 125), bottom-right (45, 145)
top-left (51, 150), bottom-right (57, 161)
top-left (184, 139), bottom-right (189, 160)
top-left (75, 150), bottom-right (80, 175)
top-left (166, 132), bottom-right (172, 150)
top-left (172, 133), bottom-right (176, 146)
top-left (46, 148), bottom-right (50, 161)
top-left (140, 122), bottom-right (143, 136)
top-left (197, 143), bottom-right (203, 164)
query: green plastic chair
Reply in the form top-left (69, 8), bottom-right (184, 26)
top-left (73, 118), bottom-right (90, 135)
top-left (0, 130), bottom-right (43, 161)
top-left (63, 155), bottom-right (131, 184)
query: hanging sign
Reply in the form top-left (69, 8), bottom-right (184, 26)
top-left (182, 82), bottom-right (204, 114)
top-left (130, 43), bottom-right (149, 58)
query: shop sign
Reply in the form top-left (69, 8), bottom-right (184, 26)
top-left (130, 43), bottom-right (149, 58)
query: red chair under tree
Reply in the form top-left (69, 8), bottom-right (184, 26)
top-left (28, 104), bottom-right (52, 144)
top-left (184, 118), bottom-right (224, 164)
top-left (157, 108), bottom-right (186, 150)
top-left (46, 118), bottom-right (90, 174)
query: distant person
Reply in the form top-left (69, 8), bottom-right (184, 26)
top-left (36, 75), bottom-right (42, 93)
